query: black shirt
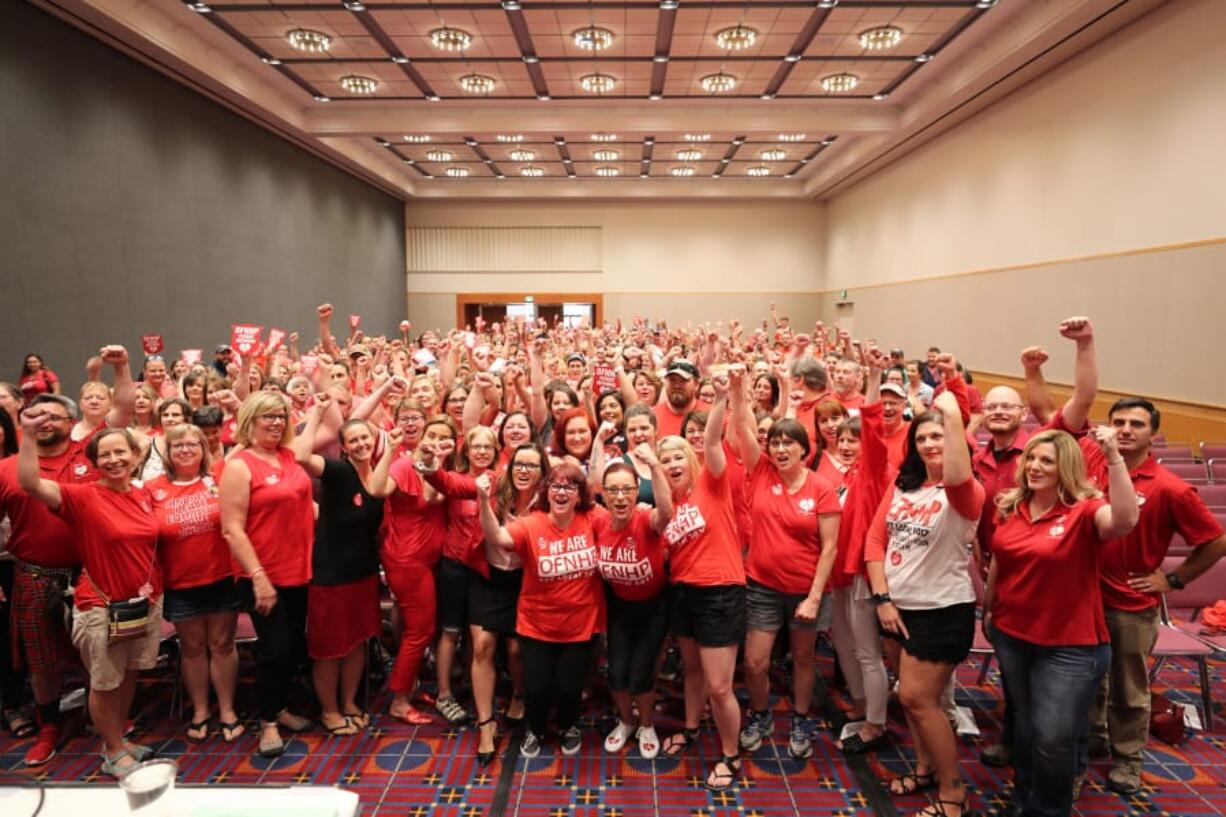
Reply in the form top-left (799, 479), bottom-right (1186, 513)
top-left (312, 457), bottom-right (383, 586)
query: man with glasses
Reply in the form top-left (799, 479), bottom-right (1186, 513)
top-left (973, 317), bottom-right (1099, 769)
top-left (0, 395), bottom-right (96, 765)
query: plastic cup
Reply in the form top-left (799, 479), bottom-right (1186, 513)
top-left (119, 758), bottom-right (178, 817)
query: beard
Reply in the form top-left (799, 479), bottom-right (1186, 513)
top-left (667, 389), bottom-right (692, 409)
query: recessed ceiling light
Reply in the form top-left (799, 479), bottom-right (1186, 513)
top-left (342, 1), bottom-right (366, 11)
top-left (403, 159), bottom-right (415, 164)
top-left (858, 26), bottom-right (903, 51)
top-left (591, 132), bottom-right (617, 142)
top-left (653, 55), bottom-right (669, 63)
top-left (580, 73), bottom-right (617, 95)
top-left (445, 167), bottom-right (470, 178)
top-left (573, 26), bottom-right (614, 51)
top-left (404, 134), bottom-right (430, 143)
top-left (563, 158), bottom-right (572, 164)
top-left (425, 94), bottom-right (441, 102)
top-left (430, 27), bottom-right (472, 51)
top-left (644, 137), bottom-right (655, 145)
top-left (496, 134), bottom-right (524, 142)
top-left (459, 74), bottom-right (496, 94)
top-left (501, 0), bottom-right (521, 9)
top-left (590, 149), bottom-right (618, 162)
top-left (376, 138), bottom-right (390, 147)
top-left (465, 138), bottom-right (478, 146)
top-left (700, 72), bottom-right (737, 94)
top-left (287, 28), bottom-right (331, 53)
top-left (520, 166), bottom-right (545, 177)
top-left (509, 149), bottom-right (536, 161)
top-left (820, 138), bottom-right (833, 146)
top-left (189, 3), bottom-right (212, 12)
top-left (976, 0), bottom-right (998, 8)
top-left (649, 94), bottom-right (663, 101)
top-left (684, 133), bottom-right (711, 142)
top-left (732, 137), bottom-right (745, 145)
top-left (784, 54), bottom-right (802, 63)
top-left (522, 56), bottom-right (539, 64)
top-left (262, 56), bottom-right (282, 65)
top-left (800, 158), bottom-right (810, 164)
top-left (818, 0), bottom-right (838, 7)
top-left (340, 75), bottom-right (378, 95)
top-left (537, 94), bottom-right (551, 101)
top-left (747, 166), bottom-right (770, 177)
top-left (715, 25), bottom-right (757, 51)
top-left (759, 149), bottom-right (786, 161)
top-left (873, 92), bottom-right (889, 101)
top-left (671, 166), bottom-right (697, 177)
top-left (426, 149), bottom-right (454, 162)
top-left (314, 95), bottom-right (331, 102)
top-left (778, 133), bottom-right (805, 142)
top-left (554, 138), bottom-right (566, 145)
top-left (660, 0), bottom-right (678, 9)
top-left (720, 158), bottom-right (729, 164)
top-left (495, 174), bottom-right (505, 179)
top-left (760, 94), bottom-right (775, 101)
top-left (821, 72), bottom-right (859, 94)
top-left (915, 53), bottom-right (933, 63)
top-left (784, 173), bottom-right (795, 179)
top-left (391, 56), bottom-right (409, 64)
top-left (677, 149), bottom-right (703, 163)
top-left (594, 166), bottom-right (620, 177)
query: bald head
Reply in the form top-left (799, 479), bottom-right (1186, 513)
top-left (983, 386), bottom-right (1027, 437)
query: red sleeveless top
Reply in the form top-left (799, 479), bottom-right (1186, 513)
top-left (234, 448), bottom-right (313, 586)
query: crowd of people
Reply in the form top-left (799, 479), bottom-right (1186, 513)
top-left (1, 303), bottom-right (1223, 817)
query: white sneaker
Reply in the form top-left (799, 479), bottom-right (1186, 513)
top-left (604, 720), bottom-right (634, 753)
top-left (636, 725), bottom-right (660, 760)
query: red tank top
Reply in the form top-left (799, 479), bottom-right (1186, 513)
top-left (234, 448), bottom-right (313, 586)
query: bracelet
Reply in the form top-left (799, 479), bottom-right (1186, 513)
top-left (1108, 458), bottom-right (1125, 466)
top-left (248, 567), bottom-right (266, 580)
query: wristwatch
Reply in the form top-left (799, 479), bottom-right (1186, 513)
top-left (1166, 572), bottom-right (1185, 590)
top-left (871, 592), bottom-right (892, 606)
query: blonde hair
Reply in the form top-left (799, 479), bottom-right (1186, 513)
top-left (656, 435), bottom-right (700, 477)
top-left (79, 381), bottom-right (111, 401)
top-left (234, 392), bottom-right (295, 448)
top-left (996, 429), bottom-right (1101, 519)
top-left (459, 425), bottom-right (499, 473)
top-left (163, 424), bottom-right (212, 478)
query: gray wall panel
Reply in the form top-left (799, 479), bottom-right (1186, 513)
top-left (0, 3), bottom-right (405, 391)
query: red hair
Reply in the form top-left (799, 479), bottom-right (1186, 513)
top-left (551, 407), bottom-right (596, 458)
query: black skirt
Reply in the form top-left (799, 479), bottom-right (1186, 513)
top-left (881, 602), bottom-right (976, 665)
top-left (468, 566), bottom-right (523, 636)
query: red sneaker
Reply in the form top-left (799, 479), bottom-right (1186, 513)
top-left (24, 724), bottom-right (60, 766)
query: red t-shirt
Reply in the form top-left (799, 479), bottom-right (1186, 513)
top-left (0, 450), bottom-right (93, 568)
top-left (832, 391), bottom-right (865, 412)
top-left (991, 497), bottom-right (1108, 646)
top-left (653, 399), bottom-right (709, 439)
top-left (382, 458), bottom-right (446, 568)
top-left (882, 422), bottom-right (909, 470)
top-left (229, 448), bottom-right (313, 586)
top-left (424, 469), bottom-right (500, 577)
top-left (1099, 458), bottom-right (1224, 612)
top-left (147, 475), bottom-right (234, 590)
top-left (745, 458), bottom-right (841, 595)
top-left (593, 508), bottom-right (667, 602)
top-left (664, 466), bottom-right (746, 587)
top-left (508, 509), bottom-right (607, 642)
top-left (815, 451), bottom-right (851, 492)
top-left (833, 401), bottom-right (895, 586)
top-left (57, 482), bottom-right (161, 610)
top-left (19, 370), bottom-right (58, 403)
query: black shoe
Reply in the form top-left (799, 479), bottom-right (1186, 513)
top-left (476, 717), bottom-right (498, 767)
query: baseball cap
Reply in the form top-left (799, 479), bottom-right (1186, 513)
top-left (567, 353), bottom-right (586, 364)
top-left (665, 360), bottom-right (699, 380)
top-left (214, 344), bottom-right (232, 354)
top-left (881, 383), bottom-right (907, 398)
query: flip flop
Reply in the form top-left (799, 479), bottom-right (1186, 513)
top-left (219, 721), bottom-right (246, 743)
top-left (342, 710), bottom-right (371, 729)
top-left (185, 719), bottom-right (211, 743)
top-left (390, 705), bottom-right (434, 725)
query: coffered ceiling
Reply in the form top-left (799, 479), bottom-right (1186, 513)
top-left (32, 0), bottom-right (1161, 199)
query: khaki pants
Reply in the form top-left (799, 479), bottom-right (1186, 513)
top-left (1091, 606), bottom-right (1159, 765)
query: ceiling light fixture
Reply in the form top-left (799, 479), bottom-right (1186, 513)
top-left (784, 54), bottom-right (802, 63)
top-left (660, 0), bottom-right (678, 9)
top-left (573, 26), bottom-right (614, 51)
top-left (509, 149), bottom-right (536, 161)
top-left (522, 56), bottom-right (539, 64)
top-left (592, 149), bottom-right (620, 162)
top-left (496, 134), bottom-right (523, 142)
top-left (858, 25), bottom-right (902, 51)
top-left (820, 72), bottom-right (859, 93)
top-left (391, 56), bottom-right (409, 64)
top-left (715, 25), bottom-right (758, 51)
top-left (591, 132), bottom-right (617, 142)
top-left (760, 94), bottom-right (775, 101)
top-left (262, 56), bottom-right (282, 65)
top-left (287, 28), bottom-right (332, 53)
top-left (425, 94), bottom-right (441, 102)
top-left (676, 149), bottom-right (702, 162)
top-left (653, 55), bottom-right (669, 63)
top-left (594, 166), bottom-right (620, 177)
top-left (445, 167), bottom-right (470, 178)
top-left (580, 73), bottom-right (617, 94)
top-left (759, 149), bottom-right (786, 161)
top-left (538, 94), bottom-right (551, 101)
top-left (426, 149), bottom-right (454, 162)
top-left (976, 0), bottom-right (998, 8)
top-left (189, 3), bottom-right (212, 12)
top-left (649, 94), bottom-right (663, 101)
top-left (671, 166), bottom-right (697, 177)
top-left (818, 0), bottom-right (838, 7)
top-left (376, 138), bottom-right (390, 147)
top-left (459, 73), bottom-right (496, 94)
top-left (501, 0), bottom-right (521, 9)
top-left (684, 133), bottom-right (711, 142)
top-left (520, 166), bottom-right (545, 177)
top-left (430, 27), bottom-right (473, 51)
top-left (820, 138), bottom-right (834, 145)
top-left (747, 166), bottom-right (770, 177)
top-left (778, 133), bottom-right (805, 141)
top-left (873, 92), bottom-right (889, 100)
top-left (915, 53), bottom-right (933, 63)
top-left (314, 95), bottom-right (330, 102)
top-left (700, 72), bottom-right (737, 94)
top-left (340, 75), bottom-right (378, 95)
top-left (342, 1), bottom-right (366, 11)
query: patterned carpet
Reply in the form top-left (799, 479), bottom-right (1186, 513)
top-left (1, 640), bottom-right (1224, 817)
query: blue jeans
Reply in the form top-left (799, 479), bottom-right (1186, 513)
top-left (989, 625), bottom-right (1110, 817)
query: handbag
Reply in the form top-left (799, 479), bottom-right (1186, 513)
top-left (1149, 692), bottom-right (1186, 744)
top-left (84, 560), bottom-right (155, 645)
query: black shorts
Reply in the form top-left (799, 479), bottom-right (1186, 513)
top-left (881, 602), bottom-right (976, 665)
top-left (667, 583), bottom-right (746, 648)
top-left (163, 577), bottom-right (241, 623)
top-left (468, 567), bottom-right (523, 636)
top-left (436, 558), bottom-right (469, 632)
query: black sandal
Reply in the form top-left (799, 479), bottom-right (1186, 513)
top-left (918, 795), bottom-right (974, 817)
top-left (840, 729), bottom-right (890, 755)
top-left (219, 721), bottom-right (246, 743)
top-left (705, 755), bottom-right (742, 791)
top-left (185, 719), bottom-right (211, 743)
top-left (6, 712), bottom-right (37, 740)
top-left (662, 727), bottom-right (700, 758)
top-left (888, 770), bottom-right (937, 796)
top-left (476, 717), bottom-right (499, 768)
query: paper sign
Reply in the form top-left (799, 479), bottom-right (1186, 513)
top-left (180, 349), bottom-right (203, 364)
top-left (230, 324), bottom-right (263, 356)
top-left (399, 320), bottom-right (411, 333)
top-left (349, 314), bottom-right (361, 332)
top-left (300, 354), bottom-right (319, 376)
top-left (141, 334), bottom-right (164, 355)
top-left (266, 328), bottom-right (286, 350)
top-left (593, 364), bottom-right (618, 395)
top-left (489, 358), bottom-right (507, 374)
top-left (412, 349), bottom-right (437, 368)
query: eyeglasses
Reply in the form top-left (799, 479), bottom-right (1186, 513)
top-left (548, 483), bottom-right (579, 494)
top-left (170, 442), bottom-right (203, 451)
top-left (983, 403), bottom-right (1024, 413)
top-left (603, 486), bottom-right (637, 496)
top-left (469, 444), bottom-right (496, 453)
top-left (512, 462), bottom-right (541, 472)
top-left (398, 415), bottom-right (425, 424)
top-left (40, 414), bottom-right (71, 423)
top-left (259, 414), bottom-right (288, 423)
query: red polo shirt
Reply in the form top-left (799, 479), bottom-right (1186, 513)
top-left (1099, 457), bottom-right (1224, 612)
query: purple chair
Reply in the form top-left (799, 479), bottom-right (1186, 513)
top-left (1160, 461), bottom-right (1211, 484)
top-left (1201, 442), bottom-right (1226, 462)
top-left (969, 567), bottom-right (995, 684)
top-left (1195, 484), bottom-right (1226, 509)
top-left (1153, 555), bottom-right (1226, 728)
top-left (1151, 446), bottom-right (1195, 461)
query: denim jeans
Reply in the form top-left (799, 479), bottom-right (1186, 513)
top-left (989, 625), bottom-right (1110, 817)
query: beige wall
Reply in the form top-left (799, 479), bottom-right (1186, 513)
top-left (405, 199), bottom-right (824, 332)
top-left (822, 0), bottom-right (1226, 406)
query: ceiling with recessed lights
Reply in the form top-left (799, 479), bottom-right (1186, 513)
top-left (32, 0), bottom-right (1160, 198)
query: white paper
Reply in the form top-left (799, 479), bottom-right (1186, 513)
top-left (1179, 702), bottom-right (1203, 731)
top-left (952, 705), bottom-right (980, 737)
